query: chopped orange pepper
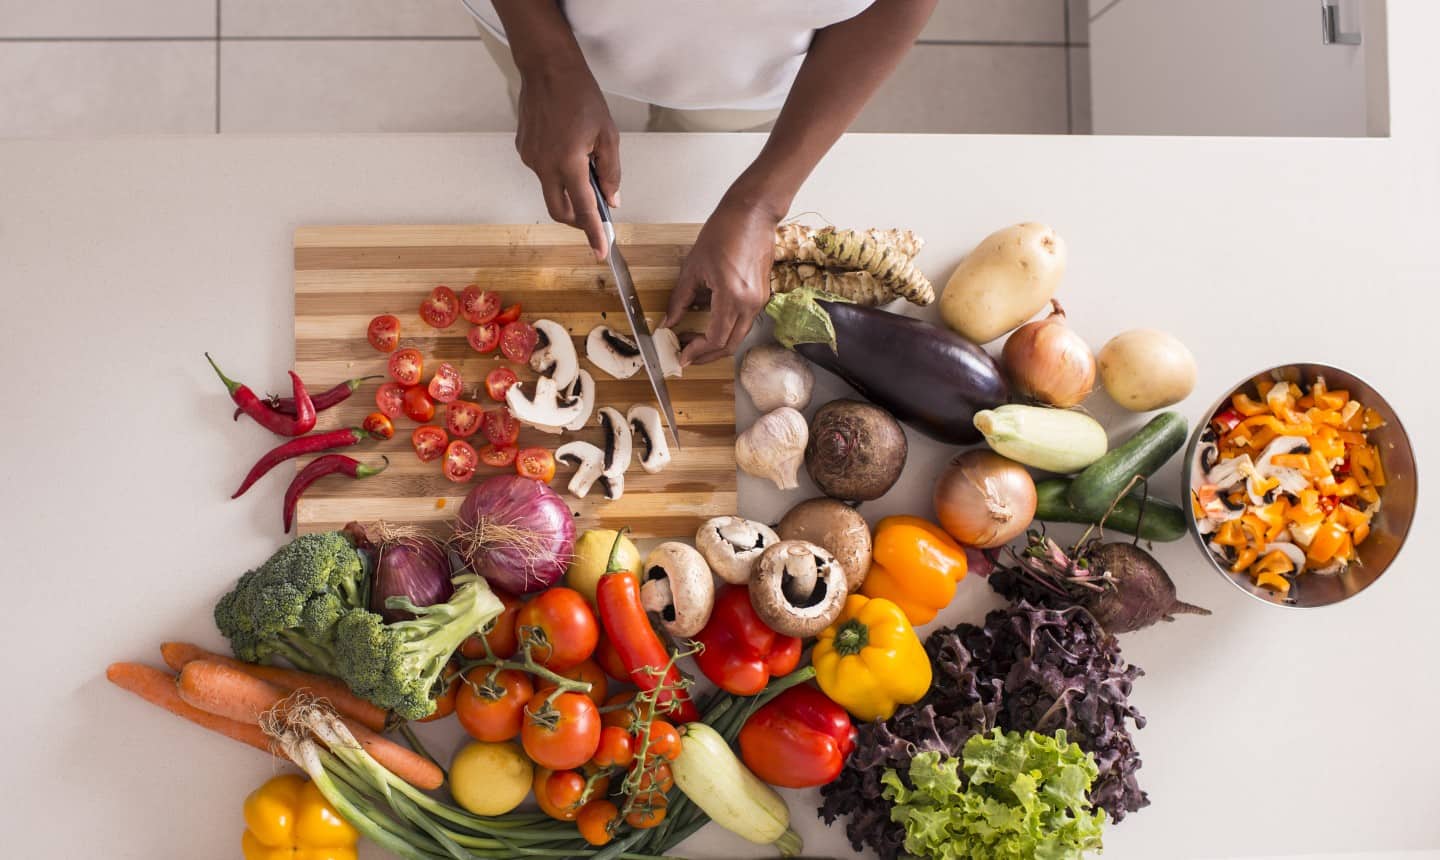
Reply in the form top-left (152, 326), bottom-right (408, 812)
top-left (1305, 518), bottom-right (1348, 566)
top-left (1272, 453), bottom-right (1310, 471)
top-left (1362, 408), bottom-right (1385, 430)
top-left (1252, 549), bottom-right (1295, 579)
top-left (1255, 571), bottom-right (1291, 593)
top-left (1232, 393), bottom-right (1270, 416)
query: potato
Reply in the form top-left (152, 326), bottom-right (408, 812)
top-left (940, 223), bottom-right (1066, 343)
top-left (1097, 329), bottom-right (1197, 411)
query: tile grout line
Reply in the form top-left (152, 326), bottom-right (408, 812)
top-left (214, 0), bottom-right (221, 133)
top-left (1064, 1), bottom-right (1074, 134)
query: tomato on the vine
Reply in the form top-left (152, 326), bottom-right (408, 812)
top-left (420, 285), bottom-right (460, 328)
top-left (495, 303), bottom-right (522, 324)
top-left (625, 793), bottom-right (668, 829)
top-left (482, 408), bottom-right (521, 446)
top-left (601, 693), bottom-right (641, 733)
top-left (402, 385), bottom-right (435, 422)
top-left (417, 667), bottom-right (459, 723)
top-left (443, 440), bottom-right (478, 482)
top-left (643, 720), bottom-right (682, 763)
top-left (460, 589), bottom-right (520, 660)
top-left (576, 799), bottom-right (620, 847)
top-left (468, 322), bottom-right (500, 354)
top-left (478, 443), bottom-right (518, 467)
top-left (537, 659), bottom-right (608, 706)
top-left (594, 634), bottom-right (631, 684)
top-left (445, 400), bottom-right (483, 438)
top-left (367, 314), bottom-right (400, 353)
top-left (455, 668), bottom-right (533, 743)
top-left (590, 725), bottom-right (635, 769)
top-left (428, 362), bottom-right (462, 404)
top-left (485, 367), bottom-right (518, 403)
top-left (500, 321), bottom-right (538, 363)
top-left (533, 768), bottom-right (581, 822)
top-left (516, 447), bottom-right (556, 483)
top-left (388, 348), bottom-right (424, 386)
top-left (362, 412), bottom-right (394, 440)
top-left (521, 690), bottom-right (601, 771)
top-left (632, 760), bottom-right (674, 794)
top-left (460, 285), bottom-right (500, 325)
top-left (411, 425), bottom-right (447, 463)
top-left (516, 587), bottom-right (598, 670)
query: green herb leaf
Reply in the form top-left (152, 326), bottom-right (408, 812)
top-left (764, 287), bottom-right (851, 352)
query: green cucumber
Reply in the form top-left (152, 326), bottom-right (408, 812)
top-left (1036, 478), bottom-right (1187, 542)
top-left (1066, 411), bottom-right (1188, 519)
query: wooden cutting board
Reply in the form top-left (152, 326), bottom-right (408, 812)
top-left (292, 223), bottom-right (736, 540)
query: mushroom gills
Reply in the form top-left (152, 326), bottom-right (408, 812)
top-left (506, 375), bottom-right (587, 431)
top-left (696, 516), bottom-right (780, 585)
top-left (587, 325), bottom-right (644, 379)
top-left (627, 404), bottom-right (672, 474)
top-left (561, 370), bottom-right (596, 432)
top-left (529, 320), bottom-right (579, 389)
top-left (639, 542), bottom-right (715, 637)
top-left (598, 407), bottom-right (633, 479)
top-left (781, 556), bottom-right (833, 608)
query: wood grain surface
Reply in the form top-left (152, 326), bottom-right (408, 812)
top-left (292, 223), bottom-right (736, 540)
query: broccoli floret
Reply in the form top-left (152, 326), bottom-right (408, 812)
top-left (213, 531), bottom-right (369, 675)
top-left (334, 573), bottom-right (504, 720)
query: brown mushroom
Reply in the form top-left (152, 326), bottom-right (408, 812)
top-left (777, 498), bottom-right (872, 591)
top-left (694, 516), bottom-right (780, 585)
top-left (748, 540), bottom-right (848, 638)
top-left (640, 542), bottom-right (715, 638)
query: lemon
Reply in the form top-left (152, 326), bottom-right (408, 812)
top-left (566, 529), bottom-right (642, 603)
top-left (450, 741), bottom-right (532, 816)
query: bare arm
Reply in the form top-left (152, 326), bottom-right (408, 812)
top-left (667, 0), bottom-right (938, 363)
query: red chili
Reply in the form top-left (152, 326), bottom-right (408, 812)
top-left (207, 353), bottom-right (316, 436)
top-left (232, 426), bottom-right (369, 498)
top-left (283, 455), bottom-right (388, 532)
top-left (233, 375), bottom-right (381, 421)
top-left (594, 532), bottom-right (699, 723)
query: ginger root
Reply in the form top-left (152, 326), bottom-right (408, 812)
top-left (769, 263), bottom-right (892, 306)
top-left (771, 224), bottom-right (933, 306)
top-left (812, 228), bottom-right (934, 306)
top-left (773, 224), bottom-right (924, 264)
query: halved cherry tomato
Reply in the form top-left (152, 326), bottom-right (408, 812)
top-left (516, 447), bottom-right (556, 483)
top-left (461, 285), bottom-right (501, 325)
top-left (367, 314), bottom-right (400, 353)
top-left (445, 400), bottom-right (483, 438)
top-left (402, 385), bottom-right (435, 422)
top-left (521, 690), bottom-right (601, 770)
top-left (576, 799), bottom-right (620, 847)
top-left (362, 412), bottom-right (395, 441)
top-left (537, 659), bottom-right (608, 706)
top-left (460, 589), bottom-right (520, 660)
top-left (485, 368), bottom-right (519, 403)
top-left (516, 587), bottom-right (598, 670)
top-left (590, 725), bottom-right (635, 769)
top-left (412, 425), bottom-right (448, 462)
top-left (495, 303), bottom-right (523, 325)
top-left (375, 383), bottom-right (406, 419)
top-left (468, 322), bottom-right (500, 354)
top-left (500, 321), bottom-right (538, 363)
top-left (479, 443), bottom-right (518, 467)
top-left (482, 408), bottom-right (521, 446)
top-left (456, 668), bottom-right (533, 743)
top-left (420, 285), bottom-right (460, 328)
top-left (388, 348), bottom-right (423, 386)
top-left (428, 362), bottom-right (463, 404)
top-left (444, 440), bottom-right (478, 482)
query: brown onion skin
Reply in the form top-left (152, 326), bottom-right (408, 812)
top-left (933, 450), bottom-right (1037, 549)
top-left (1000, 299), bottom-right (1096, 408)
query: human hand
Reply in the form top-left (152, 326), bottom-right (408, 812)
top-left (663, 196), bottom-right (779, 365)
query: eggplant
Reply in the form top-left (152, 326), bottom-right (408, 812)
top-left (790, 299), bottom-right (1008, 445)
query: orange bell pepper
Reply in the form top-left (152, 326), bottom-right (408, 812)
top-left (861, 516), bottom-right (968, 626)
top-left (1305, 518), bottom-right (1348, 566)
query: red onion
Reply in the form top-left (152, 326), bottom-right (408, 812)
top-left (370, 539), bottom-right (454, 623)
top-left (454, 475), bottom-right (575, 594)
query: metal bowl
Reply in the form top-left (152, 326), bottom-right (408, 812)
top-left (1182, 362), bottom-right (1417, 608)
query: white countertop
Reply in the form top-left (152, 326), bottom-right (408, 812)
top-left (4, 3), bottom-right (1439, 858)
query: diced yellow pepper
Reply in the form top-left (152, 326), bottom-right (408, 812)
top-left (1315, 389), bottom-right (1349, 411)
top-left (1305, 518), bottom-right (1348, 566)
top-left (1255, 571), bottom-right (1291, 593)
top-left (1232, 392), bottom-right (1270, 416)
top-left (1362, 408), bottom-right (1385, 430)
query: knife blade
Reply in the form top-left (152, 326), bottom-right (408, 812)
top-left (587, 162), bottom-right (682, 450)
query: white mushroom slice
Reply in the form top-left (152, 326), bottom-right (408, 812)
top-left (627, 404), bottom-right (672, 474)
top-left (561, 370), bottom-right (596, 432)
top-left (556, 441), bottom-right (605, 499)
top-left (653, 328), bottom-right (683, 379)
top-left (587, 325), bottom-right (644, 379)
top-left (529, 320), bottom-right (579, 389)
top-left (695, 516), bottom-right (780, 585)
top-left (640, 542), bottom-right (715, 638)
top-left (506, 376), bottom-right (586, 431)
top-left (598, 407), bottom-right (633, 486)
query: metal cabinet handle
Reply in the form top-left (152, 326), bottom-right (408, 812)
top-left (1321, 0), bottom-right (1361, 45)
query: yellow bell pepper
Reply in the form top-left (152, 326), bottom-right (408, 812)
top-left (243, 773), bottom-right (358, 860)
top-left (813, 594), bottom-right (931, 722)
top-left (861, 516), bottom-right (968, 626)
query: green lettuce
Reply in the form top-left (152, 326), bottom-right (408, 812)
top-left (880, 729), bottom-right (1106, 860)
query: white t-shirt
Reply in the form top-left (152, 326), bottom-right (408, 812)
top-left (462, 0), bottom-right (875, 111)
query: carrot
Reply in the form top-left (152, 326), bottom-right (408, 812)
top-left (160, 642), bottom-right (388, 732)
top-left (177, 661), bottom-right (443, 790)
top-left (105, 662), bottom-right (278, 758)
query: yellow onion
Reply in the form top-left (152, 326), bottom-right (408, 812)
top-left (933, 450), bottom-right (1036, 549)
top-left (1000, 300), bottom-right (1095, 407)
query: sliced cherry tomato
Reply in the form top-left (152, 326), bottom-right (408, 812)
top-left (443, 440), bottom-right (478, 482)
top-left (485, 368), bottom-right (519, 402)
top-left (362, 412), bottom-right (395, 441)
top-left (402, 385), bottom-right (436, 422)
top-left (388, 348), bottom-right (424, 386)
top-left (411, 425), bottom-right (448, 462)
top-left (468, 322), bottom-right (500, 354)
top-left (456, 668), bottom-right (533, 743)
top-left (516, 447), bottom-right (557, 483)
top-left (479, 444), bottom-right (518, 468)
top-left (494, 303), bottom-right (522, 325)
top-left (428, 362), bottom-right (463, 404)
top-left (536, 659), bottom-right (608, 706)
top-left (445, 400), bottom-right (483, 438)
top-left (374, 383), bottom-right (406, 419)
top-left (367, 314), bottom-right (401, 353)
top-left (500, 321), bottom-right (538, 363)
top-left (460, 285), bottom-right (501, 325)
top-left (576, 799), bottom-right (620, 847)
top-left (521, 690), bottom-right (601, 771)
top-left (482, 408), bottom-right (521, 446)
top-left (460, 590), bottom-right (520, 660)
top-left (516, 587), bottom-right (598, 670)
top-left (420, 285), bottom-right (460, 328)
top-left (590, 725), bottom-right (635, 769)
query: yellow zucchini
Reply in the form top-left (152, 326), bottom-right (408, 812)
top-left (671, 722), bottom-right (803, 856)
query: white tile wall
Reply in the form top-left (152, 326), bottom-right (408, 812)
top-left (0, 0), bottom-right (214, 38)
top-left (221, 0), bottom-right (475, 37)
top-left (922, 0), bottom-right (1065, 42)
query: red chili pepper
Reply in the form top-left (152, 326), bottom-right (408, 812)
top-left (283, 455), bottom-right (388, 532)
top-left (231, 426), bottom-right (369, 498)
top-left (233, 375), bottom-right (381, 421)
top-left (206, 353), bottom-right (316, 436)
top-left (738, 684), bottom-right (856, 789)
top-left (693, 585), bottom-right (802, 697)
top-left (594, 532), bottom-right (699, 723)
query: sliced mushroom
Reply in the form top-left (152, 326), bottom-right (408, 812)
top-left (653, 327), bottom-right (683, 379)
top-left (695, 516), bottom-right (780, 585)
top-left (587, 325), bottom-right (644, 379)
top-left (640, 542), bottom-right (715, 638)
top-left (506, 376), bottom-right (587, 431)
top-left (556, 441), bottom-right (605, 499)
top-left (561, 370), bottom-right (596, 432)
top-left (627, 404), bottom-right (672, 474)
top-left (748, 540), bottom-right (848, 638)
top-left (529, 319), bottom-right (579, 389)
top-left (597, 407), bottom-right (632, 500)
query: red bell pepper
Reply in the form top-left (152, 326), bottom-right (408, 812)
top-left (693, 585), bottom-right (801, 696)
top-left (738, 684), bottom-right (856, 789)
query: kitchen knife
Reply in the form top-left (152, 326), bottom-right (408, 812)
top-left (587, 161), bottom-right (682, 450)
